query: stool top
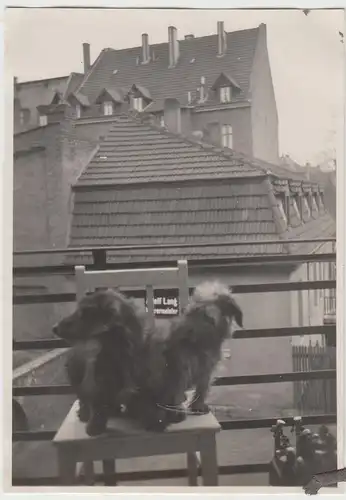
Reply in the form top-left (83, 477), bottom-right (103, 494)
top-left (53, 401), bottom-right (221, 444)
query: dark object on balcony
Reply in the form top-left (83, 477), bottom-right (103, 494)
top-left (269, 417), bottom-right (337, 486)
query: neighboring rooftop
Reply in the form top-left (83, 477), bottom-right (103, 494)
top-left (67, 113), bottom-right (335, 264)
top-left (74, 25), bottom-right (261, 110)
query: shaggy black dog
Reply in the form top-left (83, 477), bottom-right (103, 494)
top-left (53, 289), bottom-right (144, 436)
top-left (126, 281), bottom-right (243, 431)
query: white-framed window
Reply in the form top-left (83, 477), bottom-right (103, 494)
top-left (220, 86), bottom-right (232, 103)
top-left (75, 104), bottom-right (81, 119)
top-left (103, 101), bottom-right (113, 116)
top-left (221, 124), bottom-right (233, 149)
top-left (19, 110), bottom-right (25, 126)
top-left (132, 97), bottom-right (143, 112)
top-left (39, 115), bottom-right (47, 127)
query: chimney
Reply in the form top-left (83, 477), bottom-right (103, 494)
top-left (83, 43), bottom-right (91, 74)
top-left (164, 98), bottom-right (181, 134)
top-left (141, 33), bottom-right (150, 64)
top-left (168, 26), bottom-right (180, 67)
top-left (184, 34), bottom-right (194, 40)
top-left (217, 21), bottom-right (227, 57)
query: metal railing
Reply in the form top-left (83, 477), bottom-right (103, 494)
top-left (12, 240), bottom-right (337, 486)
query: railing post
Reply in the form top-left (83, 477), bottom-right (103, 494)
top-left (92, 249), bottom-right (107, 270)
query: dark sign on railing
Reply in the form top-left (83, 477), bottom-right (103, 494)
top-left (145, 291), bottom-right (179, 317)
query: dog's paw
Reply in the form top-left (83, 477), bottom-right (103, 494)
top-left (189, 402), bottom-right (210, 415)
top-left (86, 414), bottom-right (108, 436)
top-left (78, 403), bottom-right (90, 423)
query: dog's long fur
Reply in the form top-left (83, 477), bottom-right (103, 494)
top-left (54, 282), bottom-right (243, 434)
top-left (126, 281), bottom-right (243, 431)
top-left (53, 289), bottom-right (144, 436)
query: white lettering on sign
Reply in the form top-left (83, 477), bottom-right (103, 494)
top-left (145, 294), bottom-right (179, 316)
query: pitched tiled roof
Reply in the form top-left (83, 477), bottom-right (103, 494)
top-left (74, 27), bottom-right (259, 110)
top-left (75, 113), bottom-right (266, 187)
top-left (69, 179), bottom-right (286, 264)
top-left (67, 113), bottom-right (335, 263)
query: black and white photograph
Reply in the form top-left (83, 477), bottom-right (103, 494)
top-left (4, 5), bottom-right (345, 491)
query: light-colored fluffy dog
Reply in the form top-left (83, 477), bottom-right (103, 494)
top-left (126, 281), bottom-right (243, 431)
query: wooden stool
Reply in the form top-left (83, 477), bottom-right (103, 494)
top-left (53, 401), bottom-right (221, 486)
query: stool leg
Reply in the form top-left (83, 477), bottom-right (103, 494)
top-left (57, 449), bottom-right (76, 485)
top-left (102, 459), bottom-right (117, 486)
top-left (200, 434), bottom-right (218, 486)
top-left (187, 452), bottom-right (198, 486)
top-left (83, 461), bottom-right (95, 485)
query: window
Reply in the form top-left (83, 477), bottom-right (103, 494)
top-left (39, 115), bottom-right (47, 127)
top-left (103, 101), bottom-right (113, 116)
top-left (19, 109), bottom-right (30, 126)
top-left (221, 124), bottom-right (233, 149)
top-left (160, 115), bottom-right (165, 127)
top-left (75, 104), bottom-right (81, 119)
top-left (132, 97), bottom-right (143, 112)
top-left (220, 86), bottom-right (232, 103)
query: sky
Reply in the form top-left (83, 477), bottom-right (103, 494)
top-left (4, 8), bottom-right (345, 165)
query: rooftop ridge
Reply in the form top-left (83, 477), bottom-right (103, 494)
top-left (91, 26), bottom-right (260, 56)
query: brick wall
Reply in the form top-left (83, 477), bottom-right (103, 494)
top-left (192, 106), bottom-right (253, 158)
top-left (14, 77), bottom-right (69, 134)
top-left (250, 24), bottom-right (279, 164)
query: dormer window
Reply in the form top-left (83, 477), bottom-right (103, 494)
top-left (75, 104), bottom-right (81, 119)
top-left (221, 124), bottom-right (233, 149)
top-left (132, 97), bottom-right (143, 112)
top-left (220, 86), bottom-right (232, 103)
top-left (39, 115), bottom-right (47, 127)
top-left (103, 101), bottom-right (113, 116)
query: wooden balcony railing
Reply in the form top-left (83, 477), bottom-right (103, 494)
top-left (12, 238), bottom-right (337, 486)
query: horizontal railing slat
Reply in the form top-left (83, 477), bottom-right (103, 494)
top-left (13, 252), bottom-right (336, 277)
top-left (13, 240), bottom-right (336, 255)
top-left (12, 413), bottom-right (337, 442)
top-left (13, 325), bottom-right (336, 351)
top-left (12, 280), bottom-right (337, 305)
top-left (12, 369), bottom-right (336, 396)
top-left (12, 462), bottom-right (270, 485)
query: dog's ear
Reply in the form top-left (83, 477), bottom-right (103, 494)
top-left (227, 297), bottom-right (243, 328)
